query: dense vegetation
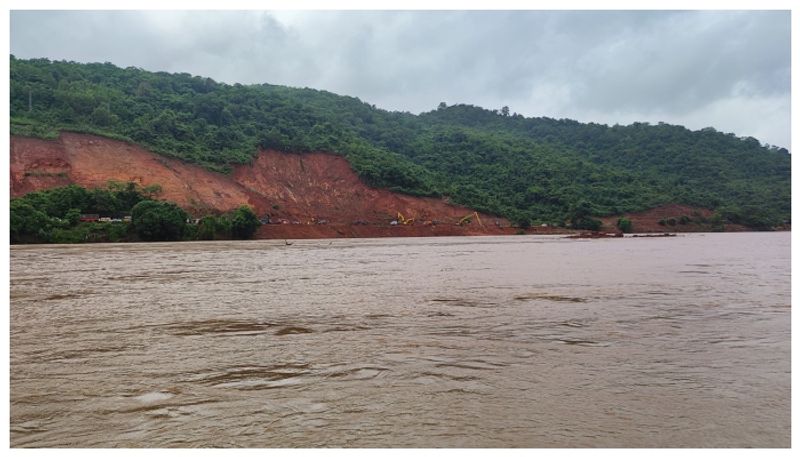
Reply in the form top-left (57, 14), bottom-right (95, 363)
top-left (10, 56), bottom-right (790, 228)
top-left (130, 200), bottom-right (188, 241)
top-left (10, 182), bottom-right (261, 243)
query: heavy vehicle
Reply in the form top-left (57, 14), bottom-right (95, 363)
top-left (458, 212), bottom-right (484, 227)
top-left (396, 212), bottom-right (415, 225)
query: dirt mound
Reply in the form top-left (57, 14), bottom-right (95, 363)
top-left (11, 133), bottom-right (509, 237)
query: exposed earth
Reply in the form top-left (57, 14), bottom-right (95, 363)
top-left (10, 133), bottom-right (738, 238)
top-left (11, 133), bottom-right (519, 238)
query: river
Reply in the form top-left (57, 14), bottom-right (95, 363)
top-left (10, 232), bottom-right (790, 447)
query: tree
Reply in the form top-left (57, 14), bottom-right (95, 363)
top-left (38, 184), bottom-right (90, 218)
top-left (501, 106), bottom-right (510, 117)
top-left (90, 104), bottom-right (116, 127)
top-left (616, 217), bottom-right (633, 233)
top-left (131, 200), bottom-right (188, 241)
top-left (11, 199), bottom-right (54, 243)
top-left (230, 205), bottom-right (260, 239)
top-left (196, 215), bottom-right (223, 240)
top-left (573, 217), bottom-right (602, 231)
top-left (569, 200), bottom-right (602, 231)
top-left (65, 208), bottom-right (81, 226)
top-left (437, 102), bottom-right (447, 110)
top-left (710, 213), bottom-right (725, 232)
top-left (107, 181), bottom-right (145, 211)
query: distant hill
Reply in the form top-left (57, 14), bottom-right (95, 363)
top-left (10, 56), bottom-right (790, 228)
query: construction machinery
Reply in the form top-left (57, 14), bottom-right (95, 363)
top-left (458, 211), bottom-right (484, 227)
top-left (396, 212), bottom-right (415, 225)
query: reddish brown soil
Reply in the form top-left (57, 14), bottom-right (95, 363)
top-left (598, 204), bottom-right (745, 233)
top-left (11, 133), bottom-right (518, 238)
top-left (12, 133), bottom-right (750, 239)
top-left (11, 133), bottom-right (252, 213)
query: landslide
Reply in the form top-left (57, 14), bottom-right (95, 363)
top-left (598, 204), bottom-right (747, 233)
top-left (11, 133), bottom-right (507, 232)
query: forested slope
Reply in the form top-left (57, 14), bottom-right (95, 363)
top-left (10, 56), bottom-right (790, 228)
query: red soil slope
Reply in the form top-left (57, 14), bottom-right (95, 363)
top-left (11, 133), bottom-right (517, 238)
top-left (598, 204), bottom-right (745, 233)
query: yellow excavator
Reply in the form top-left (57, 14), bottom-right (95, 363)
top-left (397, 212), bottom-right (415, 225)
top-left (458, 211), bottom-right (484, 227)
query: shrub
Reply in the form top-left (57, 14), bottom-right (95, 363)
top-left (230, 205), bottom-right (261, 239)
top-left (131, 200), bottom-right (188, 241)
top-left (710, 213), bottom-right (725, 232)
top-left (616, 217), bottom-right (633, 233)
top-left (10, 199), bottom-right (54, 243)
top-left (65, 208), bottom-right (81, 226)
top-left (572, 217), bottom-right (602, 231)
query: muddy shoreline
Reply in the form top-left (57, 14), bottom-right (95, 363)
top-left (11, 223), bottom-right (783, 245)
top-left (251, 223), bottom-right (784, 240)
top-left (252, 223), bottom-right (572, 239)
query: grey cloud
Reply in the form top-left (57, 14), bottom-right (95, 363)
top-left (10, 10), bottom-right (791, 148)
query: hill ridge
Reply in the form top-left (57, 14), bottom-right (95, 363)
top-left (10, 56), bottom-right (790, 228)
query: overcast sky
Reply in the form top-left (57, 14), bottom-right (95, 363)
top-left (10, 10), bottom-right (791, 148)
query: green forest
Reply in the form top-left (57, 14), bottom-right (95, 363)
top-left (10, 182), bottom-right (262, 244)
top-left (10, 56), bottom-right (791, 229)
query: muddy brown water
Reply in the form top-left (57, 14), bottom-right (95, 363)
top-left (10, 233), bottom-right (790, 447)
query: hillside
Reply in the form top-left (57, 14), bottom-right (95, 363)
top-left (11, 132), bottom-right (510, 239)
top-left (10, 56), bottom-right (791, 229)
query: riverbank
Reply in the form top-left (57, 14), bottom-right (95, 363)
top-left (252, 223), bottom-right (574, 239)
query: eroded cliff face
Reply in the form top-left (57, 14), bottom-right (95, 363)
top-left (11, 133), bottom-right (507, 232)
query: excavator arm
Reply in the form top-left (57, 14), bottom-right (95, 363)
top-left (458, 212), bottom-right (484, 227)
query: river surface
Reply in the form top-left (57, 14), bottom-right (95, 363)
top-left (10, 232), bottom-right (790, 447)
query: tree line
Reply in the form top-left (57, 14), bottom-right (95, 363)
top-left (11, 182), bottom-right (261, 244)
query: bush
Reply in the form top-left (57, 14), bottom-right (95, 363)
top-left (230, 205), bottom-right (260, 239)
top-left (50, 223), bottom-right (130, 243)
top-left (616, 217), bottom-right (633, 233)
top-left (710, 213), bottom-right (725, 232)
top-left (196, 215), bottom-right (230, 240)
top-left (65, 208), bottom-right (81, 226)
top-left (572, 216), bottom-right (602, 231)
top-left (196, 216), bottom-right (216, 240)
top-left (131, 200), bottom-right (188, 241)
top-left (50, 225), bottom-right (91, 243)
top-left (10, 199), bottom-right (54, 243)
